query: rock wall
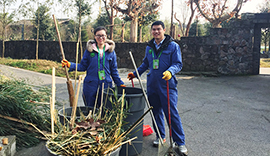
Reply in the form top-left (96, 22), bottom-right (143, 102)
top-left (179, 17), bottom-right (255, 75)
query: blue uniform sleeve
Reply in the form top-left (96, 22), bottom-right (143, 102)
top-left (69, 50), bottom-right (89, 72)
top-left (167, 42), bottom-right (183, 76)
top-left (133, 48), bottom-right (150, 77)
top-left (110, 51), bottom-right (124, 86)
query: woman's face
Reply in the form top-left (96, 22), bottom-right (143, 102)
top-left (95, 30), bottom-right (107, 46)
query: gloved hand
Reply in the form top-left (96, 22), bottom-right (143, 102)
top-left (162, 71), bottom-right (172, 81)
top-left (61, 59), bottom-right (70, 68)
top-left (120, 84), bottom-right (126, 87)
top-left (127, 72), bottom-right (135, 80)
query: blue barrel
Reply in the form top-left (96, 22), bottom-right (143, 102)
top-left (103, 87), bottom-right (145, 156)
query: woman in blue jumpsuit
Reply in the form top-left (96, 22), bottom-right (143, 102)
top-left (127, 21), bottom-right (187, 155)
top-left (62, 26), bottom-right (125, 107)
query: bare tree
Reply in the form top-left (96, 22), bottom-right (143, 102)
top-left (101, 0), bottom-right (119, 40)
top-left (112, 0), bottom-right (161, 42)
top-left (194, 0), bottom-right (248, 28)
top-left (174, 0), bottom-right (197, 37)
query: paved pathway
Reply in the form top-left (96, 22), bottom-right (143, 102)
top-left (1, 64), bottom-right (270, 156)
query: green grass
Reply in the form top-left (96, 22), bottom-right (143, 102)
top-left (0, 58), bottom-right (85, 79)
top-left (260, 58), bottom-right (270, 68)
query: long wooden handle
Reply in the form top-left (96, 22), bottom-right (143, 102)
top-left (129, 51), bottom-right (164, 146)
top-left (52, 14), bottom-right (70, 81)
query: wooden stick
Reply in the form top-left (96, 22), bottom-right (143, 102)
top-left (51, 67), bottom-right (55, 135)
top-left (103, 137), bottom-right (137, 155)
top-left (97, 83), bottom-right (104, 119)
top-left (74, 42), bottom-right (79, 92)
top-left (52, 14), bottom-right (75, 107)
top-left (93, 86), bottom-right (100, 117)
top-left (0, 114), bottom-right (49, 139)
top-left (70, 75), bottom-right (82, 127)
top-left (52, 15), bottom-right (69, 80)
top-left (129, 51), bottom-right (164, 145)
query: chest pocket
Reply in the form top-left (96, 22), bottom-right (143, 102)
top-left (160, 50), bottom-right (171, 64)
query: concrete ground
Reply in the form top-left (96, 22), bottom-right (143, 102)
top-left (0, 64), bottom-right (270, 156)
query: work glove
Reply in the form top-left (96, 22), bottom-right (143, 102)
top-left (162, 70), bottom-right (172, 81)
top-left (61, 59), bottom-right (70, 68)
top-left (120, 84), bottom-right (126, 87)
top-left (127, 72), bottom-right (135, 80)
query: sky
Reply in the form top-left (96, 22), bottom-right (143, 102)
top-left (160, 0), bottom-right (266, 21)
top-left (8, 0), bottom-right (267, 22)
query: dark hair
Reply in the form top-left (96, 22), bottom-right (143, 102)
top-left (94, 26), bottom-right (107, 35)
top-left (151, 21), bottom-right (165, 29)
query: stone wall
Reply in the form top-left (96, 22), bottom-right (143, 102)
top-left (1, 13), bottom-right (267, 75)
top-left (179, 17), bottom-right (255, 75)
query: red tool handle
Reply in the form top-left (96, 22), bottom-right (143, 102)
top-left (131, 79), bottom-right (135, 87)
top-left (167, 80), bottom-right (173, 144)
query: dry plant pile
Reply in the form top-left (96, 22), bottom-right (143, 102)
top-left (0, 76), bottom-right (52, 149)
top-left (46, 87), bottom-right (143, 156)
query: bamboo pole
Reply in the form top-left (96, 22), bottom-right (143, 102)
top-left (97, 83), bottom-right (104, 119)
top-left (70, 75), bottom-right (82, 127)
top-left (52, 14), bottom-right (75, 107)
top-left (0, 114), bottom-right (49, 139)
top-left (129, 51), bottom-right (164, 145)
top-left (51, 67), bottom-right (55, 135)
top-left (74, 42), bottom-right (79, 93)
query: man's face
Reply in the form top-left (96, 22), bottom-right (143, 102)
top-left (151, 25), bottom-right (165, 40)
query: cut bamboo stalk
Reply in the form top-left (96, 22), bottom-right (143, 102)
top-left (0, 114), bottom-right (49, 139)
top-left (52, 14), bottom-right (75, 107)
top-left (51, 67), bottom-right (56, 135)
top-left (97, 83), bottom-right (104, 119)
top-left (93, 86), bottom-right (100, 117)
top-left (103, 137), bottom-right (137, 155)
top-left (2, 138), bottom-right (8, 145)
top-left (74, 42), bottom-right (79, 92)
top-left (117, 89), bottom-right (125, 137)
top-left (70, 75), bottom-right (82, 127)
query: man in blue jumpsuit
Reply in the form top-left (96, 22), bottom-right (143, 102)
top-left (127, 21), bottom-right (188, 155)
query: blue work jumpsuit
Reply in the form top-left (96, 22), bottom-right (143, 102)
top-left (133, 35), bottom-right (185, 146)
top-left (69, 39), bottom-right (124, 107)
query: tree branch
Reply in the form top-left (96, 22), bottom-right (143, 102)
top-left (174, 13), bottom-right (184, 36)
top-left (194, 0), bottom-right (213, 23)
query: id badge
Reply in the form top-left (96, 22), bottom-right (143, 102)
top-left (153, 59), bottom-right (159, 69)
top-left (98, 70), bottom-right (106, 80)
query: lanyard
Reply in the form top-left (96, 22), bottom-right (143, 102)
top-left (97, 45), bottom-right (105, 71)
top-left (151, 49), bottom-right (163, 59)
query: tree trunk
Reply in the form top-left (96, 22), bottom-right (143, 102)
top-left (1, 29), bottom-right (4, 58)
top-left (36, 22), bottom-right (39, 60)
top-left (121, 23), bottom-right (125, 42)
top-left (170, 0), bottom-right (174, 36)
top-left (139, 26), bottom-right (142, 42)
top-left (130, 18), bottom-right (138, 42)
top-left (110, 8), bottom-right (114, 40)
top-left (78, 13), bottom-right (83, 60)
